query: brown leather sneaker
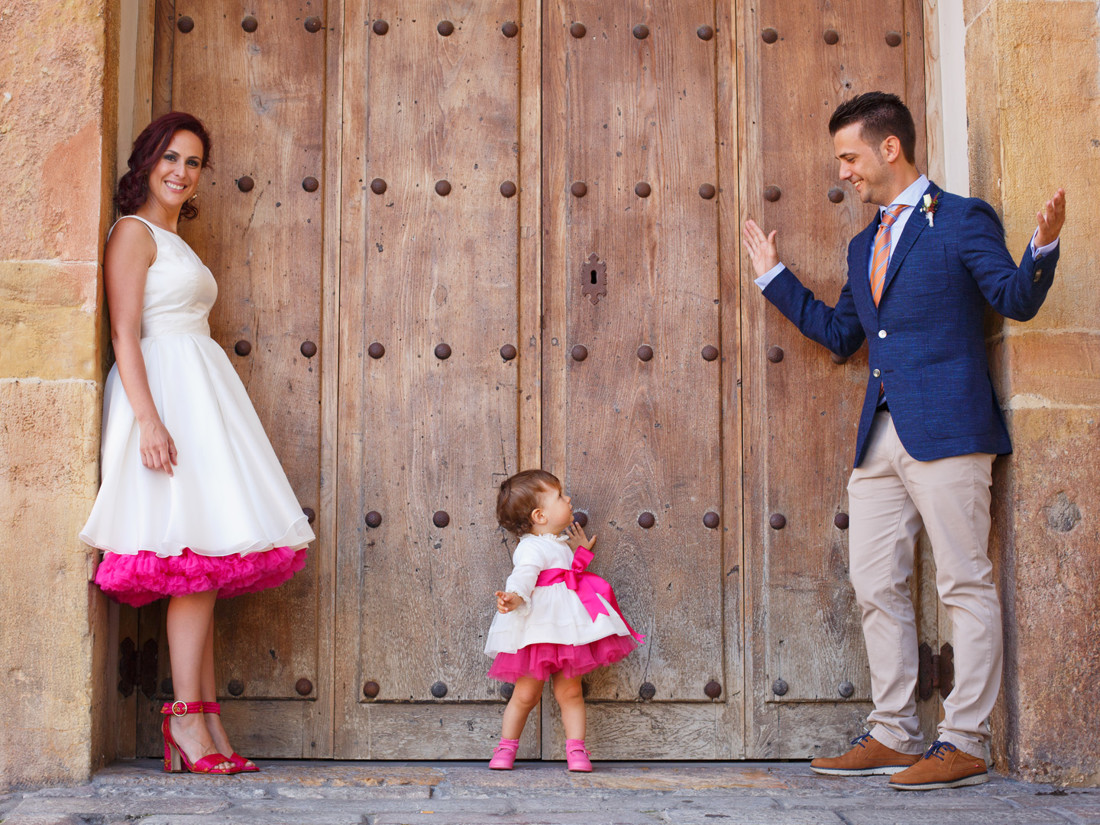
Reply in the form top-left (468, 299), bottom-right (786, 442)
top-left (810, 733), bottom-right (921, 776)
top-left (888, 740), bottom-right (989, 790)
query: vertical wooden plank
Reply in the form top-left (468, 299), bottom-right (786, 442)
top-left (333, 0), bottom-right (370, 757)
top-left (541, 0), bottom-right (741, 759)
top-left (517, 0), bottom-right (543, 472)
top-left (151, 0), bottom-right (173, 118)
top-left (310, 0), bottom-right (345, 760)
top-left (715, 0), bottom-right (746, 759)
top-left (131, 0), bottom-right (155, 140)
top-left (740, 0), bottom-right (931, 757)
top-left (547, 0), bottom-right (724, 701)
top-left (139, 0), bottom-right (330, 758)
top-left (921, 0), bottom-right (945, 186)
top-left (336, 0), bottom-right (527, 758)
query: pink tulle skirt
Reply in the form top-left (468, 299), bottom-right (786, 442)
top-left (94, 547), bottom-right (308, 608)
top-left (488, 635), bottom-right (639, 682)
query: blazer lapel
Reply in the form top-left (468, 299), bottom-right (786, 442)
top-left (855, 216), bottom-right (880, 306)
top-left (880, 182), bottom-right (941, 299)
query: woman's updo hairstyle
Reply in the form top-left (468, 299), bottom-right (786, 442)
top-left (116, 111), bottom-right (212, 220)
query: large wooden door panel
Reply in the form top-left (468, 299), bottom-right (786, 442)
top-left (542, 0), bottom-right (743, 759)
top-left (138, 0), bottom-right (331, 758)
top-left (739, 0), bottom-right (936, 757)
top-left (334, 0), bottom-right (538, 759)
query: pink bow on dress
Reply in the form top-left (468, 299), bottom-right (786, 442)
top-left (535, 546), bottom-right (645, 642)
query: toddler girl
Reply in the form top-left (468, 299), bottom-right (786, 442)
top-left (485, 469), bottom-right (644, 771)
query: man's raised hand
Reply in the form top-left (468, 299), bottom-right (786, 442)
top-left (1035, 188), bottom-right (1066, 247)
top-left (742, 219), bottom-right (780, 278)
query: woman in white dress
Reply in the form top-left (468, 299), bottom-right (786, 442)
top-left (80, 113), bottom-right (314, 775)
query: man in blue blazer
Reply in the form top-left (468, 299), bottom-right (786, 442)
top-left (743, 92), bottom-right (1065, 791)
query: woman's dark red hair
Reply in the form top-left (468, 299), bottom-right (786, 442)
top-left (116, 112), bottom-right (212, 220)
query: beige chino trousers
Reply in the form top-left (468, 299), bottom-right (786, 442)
top-left (847, 411), bottom-right (1002, 757)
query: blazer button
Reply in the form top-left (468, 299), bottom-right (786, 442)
top-left (873, 369), bottom-right (881, 378)
top-left (878, 330), bottom-right (887, 338)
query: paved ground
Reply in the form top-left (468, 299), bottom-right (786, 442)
top-left (2, 760), bottom-right (1098, 825)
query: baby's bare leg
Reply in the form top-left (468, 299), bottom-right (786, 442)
top-left (552, 674), bottom-right (586, 741)
top-left (501, 676), bottom-right (543, 739)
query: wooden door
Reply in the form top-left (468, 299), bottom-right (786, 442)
top-left (738, 0), bottom-right (941, 757)
top-left (134, 0), bottom-right (334, 758)
top-left (128, 0), bottom-right (935, 761)
top-left (540, 0), bottom-right (743, 758)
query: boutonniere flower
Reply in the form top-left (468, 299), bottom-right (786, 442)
top-left (920, 193), bottom-right (940, 228)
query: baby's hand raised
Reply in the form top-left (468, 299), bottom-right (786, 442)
top-left (565, 522), bottom-right (596, 553)
top-left (495, 590), bottom-right (523, 614)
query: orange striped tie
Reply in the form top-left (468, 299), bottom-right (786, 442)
top-left (870, 204), bottom-right (907, 305)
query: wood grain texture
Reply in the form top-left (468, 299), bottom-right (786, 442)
top-left (151, 0), bottom-right (174, 117)
top-left (138, 0), bottom-right (328, 757)
top-left (541, 0), bottom-right (740, 756)
top-left (739, 0), bottom-right (933, 757)
top-left (339, 702), bottom-right (539, 760)
top-left (545, 699), bottom-right (742, 759)
top-left (128, 0), bottom-right (939, 761)
top-left (334, 0), bottom-right (525, 757)
top-left (130, 0), bottom-right (155, 140)
top-left (518, 0), bottom-right (544, 472)
top-left (715, 0), bottom-right (746, 760)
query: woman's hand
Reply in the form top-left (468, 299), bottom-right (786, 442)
top-left (138, 416), bottom-right (178, 476)
top-left (495, 590), bottom-right (524, 614)
top-left (565, 522), bottom-right (596, 553)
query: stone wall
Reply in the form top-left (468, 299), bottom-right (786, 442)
top-left (967, 0), bottom-right (1100, 785)
top-left (0, 0), bottom-right (116, 788)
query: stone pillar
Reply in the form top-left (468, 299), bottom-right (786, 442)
top-left (966, 0), bottom-right (1100, 785)
top-left (0, 0), bottom-right (117, 787)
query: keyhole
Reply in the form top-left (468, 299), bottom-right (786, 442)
top-left (590, 269), bottom-right (598, 284)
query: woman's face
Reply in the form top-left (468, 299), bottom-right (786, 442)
top-left (146, 129), bottom-right (204, 213)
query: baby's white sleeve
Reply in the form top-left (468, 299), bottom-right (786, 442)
top-left (503, 542), bottom-right (542, 615)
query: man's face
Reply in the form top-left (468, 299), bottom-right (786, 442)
top-left (833, 123), bottom-right (891, 206)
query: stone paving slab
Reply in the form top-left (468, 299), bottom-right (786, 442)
top-left (369, 813), bottom-right (666, 825)
top-left (6, 796), bottom-right (228, 816)
top-left (2, 760), bottom-right (1098, 825)
top-left (662, 811), bottom-right (843, 825)
top-left (140, 815), bottom-right (366, 825)
top-left (1049, 808), bottom-right (1100, 825)
top-left (840, 810), bottom-right (1074, 825)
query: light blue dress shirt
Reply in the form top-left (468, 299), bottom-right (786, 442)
top-left (754, 175), bottom-right (1059, 291)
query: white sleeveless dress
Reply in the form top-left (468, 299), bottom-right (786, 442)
top-left (80, 215), bottom-right (314, 606)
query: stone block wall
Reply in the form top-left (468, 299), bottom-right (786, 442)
top-left (967, 0), bottom-right (1100, 785)
top-left (0, 0), bottom-right (116, 788)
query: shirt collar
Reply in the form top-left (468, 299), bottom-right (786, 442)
top-left (881, 174), bottom-right (929, 215)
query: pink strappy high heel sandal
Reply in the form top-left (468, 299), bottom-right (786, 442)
top-left (202, 701), bottom-right (259, 773)
top-left (161, 702), bottom-right (234, 775)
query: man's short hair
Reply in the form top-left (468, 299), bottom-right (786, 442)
top-left (829, 92), bottom-right (917, 164)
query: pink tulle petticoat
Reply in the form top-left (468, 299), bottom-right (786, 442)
top-left (488, 635), bottom-right (639, 682)
top-left (94, 546), bottom-right (308, 607)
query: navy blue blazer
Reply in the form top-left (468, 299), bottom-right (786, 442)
top-left (762, 182), bottom-right (1060, 467)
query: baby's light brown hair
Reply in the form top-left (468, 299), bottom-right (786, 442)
top-left (496, 469), bottom-right (561, 537)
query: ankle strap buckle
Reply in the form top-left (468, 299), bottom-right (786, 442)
top-left (170, 700), bottom-right (189, 717)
